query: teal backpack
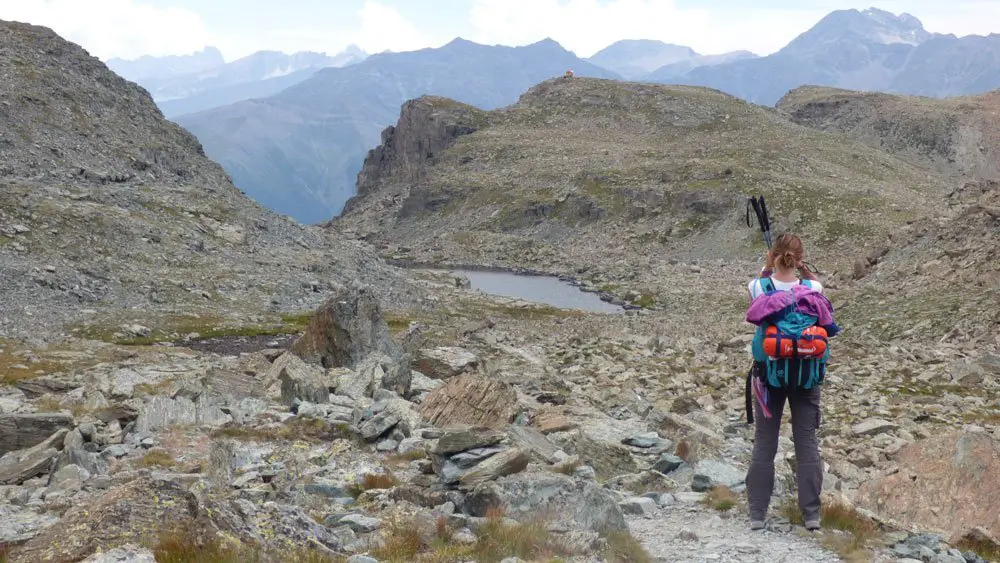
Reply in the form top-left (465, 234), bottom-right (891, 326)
top-left (745, 277), bottom-right (830, 423)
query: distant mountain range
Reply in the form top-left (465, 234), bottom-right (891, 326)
top-left (105, 7), bottom-right (1000, 226)
top-left (586, 39), bottom-right (758, 80)
top-left (108, 45), bottom-right (368, 117)
top-left (174, 38), bottom-right (618, 224)
top-left (649, 7), bottom-right (1000, 104)
top-left (107, 46), bottom-right (225, 82)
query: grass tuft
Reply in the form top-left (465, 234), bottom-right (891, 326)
top-left (384, 449), bottom-right (427, 466)
top-left (365, 508), bottom-right (581, 563)
top-left (347, 472), bottom-right (399, 498)
top-left (152, 522), bottom-right (345, 563)
top-left (370, 518), bottom-right (424, 562)
top-left (781, 498), bottom-right (879, 561)
top-left (471, 514), bottom-right (571, 563)
top-left (955, 534), bottom-right (1000, 562)
top-left (702, 485), bottom-right (738, 512)
top-left (136, 448), bottom-right (176, 469)
top-left (601, 530), bottom-right (653, 563)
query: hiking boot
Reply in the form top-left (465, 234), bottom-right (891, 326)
top-left (805, 520), bottom-right (820, 531)
top-left (750, 520), bottom-right (765, 531)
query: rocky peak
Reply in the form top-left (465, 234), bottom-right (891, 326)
top-left (781, 7), bottom-right (932, 56)
top-left (339, 96), bottom-right (486, 217)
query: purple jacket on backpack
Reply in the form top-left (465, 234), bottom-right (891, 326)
top-left (746, 284), bottom-right (838, 334)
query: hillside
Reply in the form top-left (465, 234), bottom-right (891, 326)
top-left (332, 77), bottom-right (948, 308)
top-left (658, 8), bottom-right (1000, 105)
top-left (176, 38), bottom-right (620, 224)
top-left (777, 84), bottom-right (1000, 347)
top-left (0, 19), bottom-right (414, 342)
top-left (777, 85), bottom-right (1000, 181)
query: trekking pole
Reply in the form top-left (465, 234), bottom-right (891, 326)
top-left (747, 195), bottom-right (822, 275)
top-left (746, 195), bottom-right (772, 249)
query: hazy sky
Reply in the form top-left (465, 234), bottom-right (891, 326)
top-left (1, 0), bottom-right (998, 62)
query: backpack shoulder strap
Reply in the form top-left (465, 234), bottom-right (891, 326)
top-left (759, 276), bottom-right (775, 293)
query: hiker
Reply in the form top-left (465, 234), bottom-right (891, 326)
top-left (743, 233), bottom-right (838, 533)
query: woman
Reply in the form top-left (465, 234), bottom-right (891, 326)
top-left (746, 233), bottom-right (824, 532)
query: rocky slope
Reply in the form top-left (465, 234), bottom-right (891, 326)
top-left (659, 8), bottom-right (1000, 105)
top-left (332, 76), bottom-right (947, 304)
top-left (0, 19), bottom-right (418, 344)
top-left (176, 38), bottom-right (620, 224)
top-left (777, 85), bottom-right (1000, 182)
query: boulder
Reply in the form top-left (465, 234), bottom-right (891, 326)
top-left (414, 347), bottom-right (479, 379)
top-left (133, 394), bottom-right (230, 433)
top-left (359, 397), bottom-right (422, 442)
top-left (851, 418), bottom-right (899, 437)
top-left (458, 448), bottom-right (530, 488)
top-left (337, 353), bottom-right (411, 400)
top-left (0, 413), bottom-right (74, 456)
top-left (277, 354), bottom-right (331, 405)
top-left (0, 428), bottom-right (67, 485)
top-left (506, 425), bottom-right (559, 464)
top-left (290, 285), bottom-right (404, 369)
top-left (12, 478), bottom-right (207, 562)
top-left (532, 408), bottom-right (578, 434)
top-left (419, 374), bottom-right (517, 429)
top-left (856, 430), bottom-right (1000, 540)
top-left (464, 472), bottom-right (627, 533)
top-left (433, 428), bottom-right (506, 455)
top-left (572, 429), bottom-right (640, 481)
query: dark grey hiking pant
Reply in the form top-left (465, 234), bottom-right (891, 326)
top-left (747, 384), bottom-right (823, 523)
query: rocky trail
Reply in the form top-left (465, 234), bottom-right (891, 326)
top-left (628, 504), bottom-right (841, 563)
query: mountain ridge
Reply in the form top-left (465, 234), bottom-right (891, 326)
top-left (653, 7), bottom-right (1000, 104)
top-left (176, 38), bottom-right (620, 224)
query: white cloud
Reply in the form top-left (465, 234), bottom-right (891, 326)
top-left (348, 1), bottom-right (434, 54)
top-left (0, 0), bottom-right (214, 60)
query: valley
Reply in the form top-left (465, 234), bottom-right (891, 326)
top-left (0, 10), bottom-right (999, 563)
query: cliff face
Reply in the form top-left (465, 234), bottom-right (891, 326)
top-left (345, 96), bottom-right (484, 214)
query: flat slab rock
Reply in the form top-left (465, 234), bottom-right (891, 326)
top-left (852, 418), bottom-right (899, 437)
top-left (0, 413), bottom-right (74, 456)
top-left (419, 374), bottom-right (517, 429)
top-left (414, 346), bottom-right (479, 379)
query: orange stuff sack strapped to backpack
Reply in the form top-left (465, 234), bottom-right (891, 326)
top-left (763, 325), bottom-right (828, 359)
